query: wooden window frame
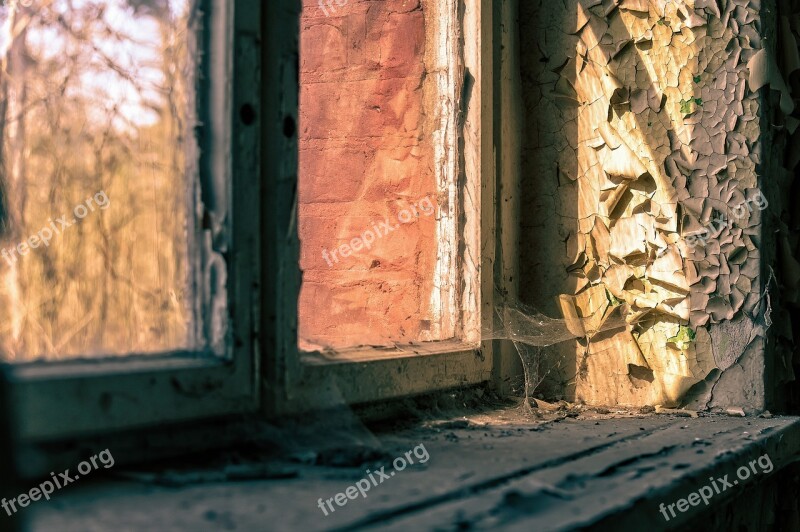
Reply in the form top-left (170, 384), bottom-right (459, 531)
top-left (5, 0), bottom-right (262, 445)
top-left (6, 0), bottom-right (504, 474)
top-left (262, 0), bottom-right (498, 414)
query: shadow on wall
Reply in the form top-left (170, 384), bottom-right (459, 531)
top-left (518, 0), bottom-right (767, 408)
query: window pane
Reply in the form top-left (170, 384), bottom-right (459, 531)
top-left (298, 0), bottom-right (455, 351)
top-left (0, 0), bottom-right (199, 361)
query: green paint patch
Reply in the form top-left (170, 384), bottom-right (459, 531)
top-left (679, 97), bottom-right (703, 115)
top-left (668, 326), bottom-right (696, 350)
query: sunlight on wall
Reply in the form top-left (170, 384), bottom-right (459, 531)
top-left (534, 0), bottom-right (765, 406)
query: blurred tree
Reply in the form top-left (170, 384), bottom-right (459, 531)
top-left (0, 0), bottom-right (195, 361)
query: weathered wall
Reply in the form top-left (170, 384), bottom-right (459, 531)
top-left (297, 0), bottom-right (440, 350)
top-left (519, 0), bottom-right (788, 410)
top-left (746, 0), bottom-right (800, 413)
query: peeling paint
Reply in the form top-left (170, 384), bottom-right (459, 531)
top-left (518, 0), bottom-right (786, 409)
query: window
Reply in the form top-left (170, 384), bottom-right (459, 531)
top-left (4, 0), bottom-right (260, 447)
top-left (5, 0), bottom-right (496, 468)
top-left (1, 0), bottom-right (199, 360)
top-left (262, 0), bottom-right (495, 411)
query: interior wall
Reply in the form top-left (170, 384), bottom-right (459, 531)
top-left (516, 0), bottom-right (789, 410)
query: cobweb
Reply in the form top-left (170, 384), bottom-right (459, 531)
top-left (482, 297), bottom-right (635, 408)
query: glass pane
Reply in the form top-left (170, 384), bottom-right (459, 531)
top-left (297, 0), bottom-right (454, 352)
top-left (0, 0), bottom-right (199, 361)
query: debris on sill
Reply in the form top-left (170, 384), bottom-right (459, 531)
top-left (724, 407), bottom-right (747, 417)
top-left (655, 406), bottom-right (700, 418)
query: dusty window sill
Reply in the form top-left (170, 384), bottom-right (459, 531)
top-left (21, 407), bottom-right (800, 530)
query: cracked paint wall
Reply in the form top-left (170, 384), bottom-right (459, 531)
top-left (519, 0), bottom-right (787, 410)
top-left (297, 0), bottom-right (444, 351)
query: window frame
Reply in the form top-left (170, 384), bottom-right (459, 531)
top-left (7, 0), bottom-right (502, 459)
top-left (262, 0), bottom-right (498, 414)
top-left (5, 0), bottom-right (262, 443)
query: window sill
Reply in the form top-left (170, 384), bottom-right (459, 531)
top-left (20, 410), bottom-right (800, 530)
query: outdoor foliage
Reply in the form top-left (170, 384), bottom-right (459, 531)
top-left (0, 0), bottom-right (195, 360)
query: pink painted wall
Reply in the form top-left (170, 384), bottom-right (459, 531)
top-left (298, 0), bottom-right (440, 350)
